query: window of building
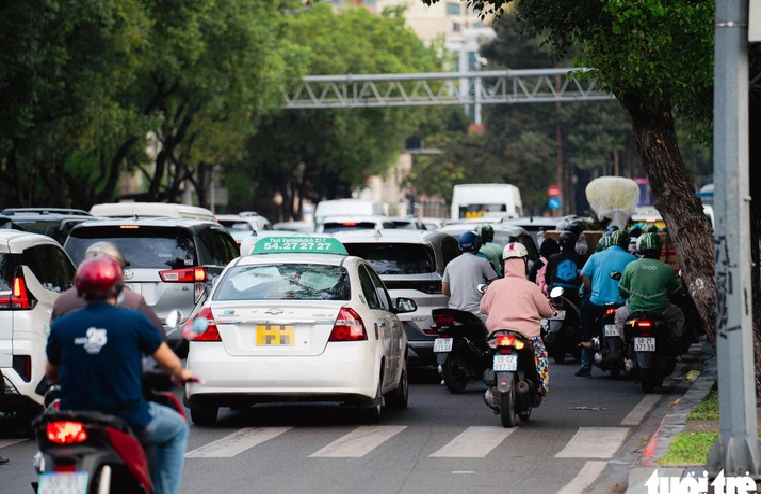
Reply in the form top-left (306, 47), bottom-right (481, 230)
top-left (447, 2), bottom-right (460, 15)
top-left (473, 21), bottom-right (483, 28)
top-left (453, 22), bottom-right (461, 32)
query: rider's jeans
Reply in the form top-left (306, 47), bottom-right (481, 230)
top-left (579, 298), bottom-right (605, 370)
top-left (140, 402), bottom-right (190, 494)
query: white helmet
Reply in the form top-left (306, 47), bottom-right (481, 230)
top-left (502, 242), bottom-right (528, 259)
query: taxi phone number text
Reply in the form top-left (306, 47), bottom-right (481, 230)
top-left (262, 241), bottom-right (333, 251)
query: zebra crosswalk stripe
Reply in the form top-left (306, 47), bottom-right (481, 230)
top-left (555, 427), bottom-right (630, 458)
top-left (429, 426), bottom-right (517, 458)
top-left (309, 426), bottom-right (406, 458)
top-left (185, 427), bottom-right (291, 458)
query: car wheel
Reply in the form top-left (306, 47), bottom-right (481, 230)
top-left (190, 405), bottom-right (218, 426)
top-left (358, 378), bottom-right (382, 424)
top-left (384, 365), bottom-right (408, 411)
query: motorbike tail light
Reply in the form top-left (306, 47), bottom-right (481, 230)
top-left (604, 308), bottom-right (618, 316)
top-left (636, 321), bottom-right (652, 327)
top-left (54, 464), bottom-right (78, 472)
top-left (433, 314), bottom-right (455, 326)
top-left (495, 335), bottom-right (524, 350)
top-left (189, 307), bottom-right (222, 342)
top-left (47, 421), bottom-right (88, 444)
top-left (329, 307), bottom-right (368, 342)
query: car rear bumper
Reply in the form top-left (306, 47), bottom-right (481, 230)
top-left (185, 342), bottom-right (379, 404)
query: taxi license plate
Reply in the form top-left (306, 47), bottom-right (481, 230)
top-left (603, 324), bottom-right (619, 337)
top-left (549, 310), bottom-right (566, 321)
top-left (634, 337), bottom-right (656, 352)
top-left (256, 325), bottom-right (295, 346)
top-left (37, 472), bottom-right (87, 494)
top-left (433, 338), bottom-right (453, 353)
top-left (493, 354), bottom-right (518, 371)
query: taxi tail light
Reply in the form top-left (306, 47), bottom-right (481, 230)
top-left (159, 267), bottom-right (207, 303)
top-left (0, 270), bottom-right (37, 310)
top-left (329, 307), bottom-right (368, 342)
top-left (47, 421), bottom-right (88, 444)
top-left (190, 307), bottom-right (222, 342)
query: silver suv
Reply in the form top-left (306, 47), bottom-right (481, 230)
top-left (0, 230), bottom-right (76, 416)
top-left (63, 218), bottom-right (239, 355)
top-left (335, 229), bottom-right (460, 368)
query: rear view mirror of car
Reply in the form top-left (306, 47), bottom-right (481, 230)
top-left (394, 297), bottom-right (417, 314)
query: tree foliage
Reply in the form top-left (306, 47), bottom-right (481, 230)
top-left (228, 3), bottom-right (443, 220)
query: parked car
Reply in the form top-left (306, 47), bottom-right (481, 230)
top-left (184, 235), bottom-right (414, 425)
top-left (0, 208), bottom-right (97, 245)
top-left (334, 229), bottom-right (460, 369)
top-left (63, 218), bottom-right (239, 355)
top-left (0, 230), bottom-right (76, 418)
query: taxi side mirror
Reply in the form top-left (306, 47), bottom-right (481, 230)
top-left (394, 297), bottom-right (417, 314)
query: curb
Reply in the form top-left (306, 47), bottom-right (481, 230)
top-left (624, 344), bottom-right (717, 494)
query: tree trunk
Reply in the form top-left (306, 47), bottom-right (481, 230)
top-left (195, 162), bottom-right (209, 210)
top-left (620, 94), bottom-right (717, 348)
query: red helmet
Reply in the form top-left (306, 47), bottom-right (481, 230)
top-left (75, 256), bottom-right (124, 299)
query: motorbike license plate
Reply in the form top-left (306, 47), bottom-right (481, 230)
top-left (549, 310), bottom-right (566, 321)
top-left (433, 338), bottom-right (453, 353)
top-left (493, 354), bottom-right (518, 371)
top-left (256, 325), bottom-right (295, 345)
top-left (634, 337), bottom-right (656, 352)
top-left (37, 472), bottom-right (87, 494)
top-left (603, 324), bottom-right (620, 337)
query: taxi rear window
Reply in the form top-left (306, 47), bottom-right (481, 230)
top-left (214, 264), bottom-right (350, 301)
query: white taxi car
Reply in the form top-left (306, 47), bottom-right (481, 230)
top-left (184, 236), bottom-right (415, 425)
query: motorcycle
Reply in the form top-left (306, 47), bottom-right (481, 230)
top-left (31, 310), bottom-right (198, 494)
top-left (588, 271), bottom-right (626, 379)
top-left (625, 310), bottom-right (677, 393)
top-left (482, 329), bottom-right (542, 428)
top-left (432, 308), bottom-right (490, 394)
top-left (543, 287), bottom-right (582, 364)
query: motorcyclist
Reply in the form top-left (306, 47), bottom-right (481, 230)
top-left (45, 256), bottom-right (192, 494)
top-left (614, 233), bottom-right (685, 346)
top-left (480, 242), bottom-right (555, 394)
top-left (575, 230), bottom-right (637, 377)
top-left (545, 231), bottom-right (583, 305)
top-left (442, 231), bottom-right (499, 322)
top-left (51, 241), bottom-right (165, 339)
top-left (529, 237), bottom-right (559, 296)
top-left (476, 224), bottom-right (504, 277)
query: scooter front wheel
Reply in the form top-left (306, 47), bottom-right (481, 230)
top-left (500, 384), bottom-right (516, 428)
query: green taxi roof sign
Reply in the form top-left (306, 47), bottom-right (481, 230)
top-left (250, 236), bottom-right (348, 255)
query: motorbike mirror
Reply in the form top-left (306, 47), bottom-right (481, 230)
top-left (549, 286), bottom-right (564, 298)
top-left (610, 271), bottom-right (622, 281)
top-left (165, 310), bottom-right (183, 329)
top-left (477, 283), bottom-right (488, 295)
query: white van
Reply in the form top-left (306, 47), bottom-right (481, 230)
top-left (90, 202), bottom-right (216, 222)
top-left (313, 199), bottom-right (386, 228)
top-left (450, 184), bottom-right (522, 220)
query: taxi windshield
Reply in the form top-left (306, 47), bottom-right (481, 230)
top-left (214, 264), bottom-right (350, 301)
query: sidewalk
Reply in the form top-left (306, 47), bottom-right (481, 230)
top-left (625, 341), bottom-right (718, 494)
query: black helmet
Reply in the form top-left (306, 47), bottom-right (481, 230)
top-left (539, 237), bottom-right (559, 258)
top-left (558, 231), bottom-right (577, 251)
top-left (566, 221), bottom-right (584, 238)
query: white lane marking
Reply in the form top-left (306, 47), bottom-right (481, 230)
top-left (0, 439), bottom-right (26, 449)
top-left (185, 427), bottom-right (291, 458)
top-left (309, 426), bottom-right (406, 457)
top-left (621, 394), bottom-right (661, 426)
top-left (429, 426), bottom-right (517, 458)
top-left (556, 461), bottom-right (608, 494)
top-left (555, 427), bottom-right (630, 458)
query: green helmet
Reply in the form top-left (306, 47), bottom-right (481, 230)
top-left (642, 224), bottom-right (660, 234)
top-left (611, 229), bottom-right (630, 249)
top-left (596, 236), bottom-right (613, 252)
top-left (638, 232), bottom-right (662, 253)
top-left (476, 224), bottom-right (494, 243)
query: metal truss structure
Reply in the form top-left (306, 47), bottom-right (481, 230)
top-left (280, 68), bottom-right (615, 109)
